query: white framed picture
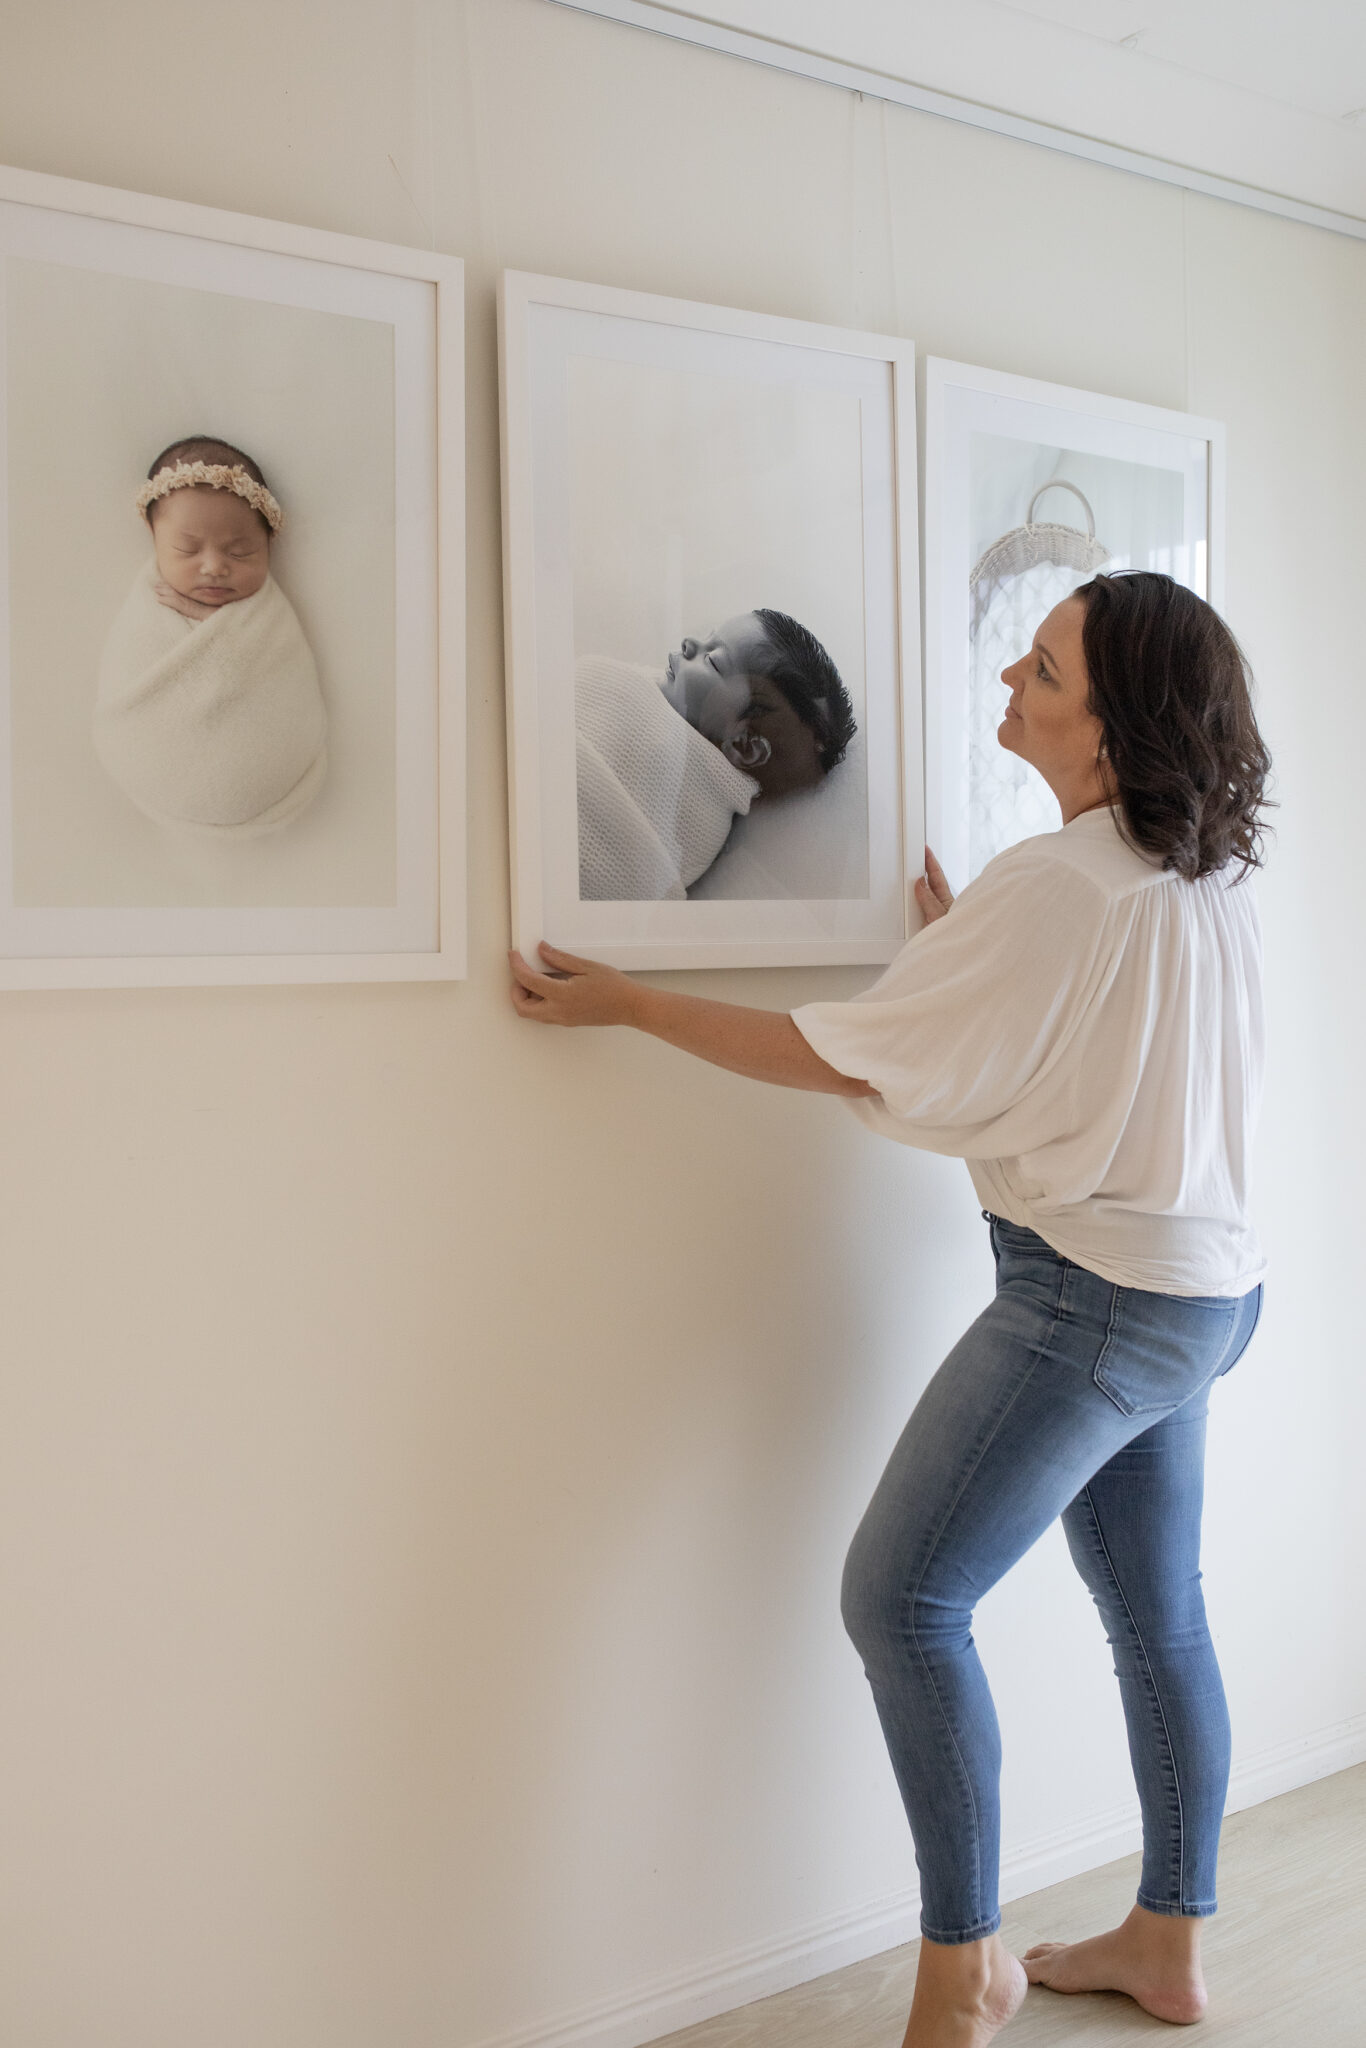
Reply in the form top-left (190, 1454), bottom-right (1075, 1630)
top-left (498, 270), bottom-right (921, 971)
top-left (924, 357), bottom-right (1225, 890)
top-left (0, 163), bottom-right (464, 989)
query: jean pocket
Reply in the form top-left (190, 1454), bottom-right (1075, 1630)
top-left (1093, 1287), bottom-right (1241, 1418)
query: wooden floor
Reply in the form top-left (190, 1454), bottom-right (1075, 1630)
top-left (657, 1764), bottom-right (1366, 2047)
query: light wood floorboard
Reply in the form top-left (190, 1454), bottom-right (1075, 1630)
top-left (654, 1764), bottom-right (1366, 2047)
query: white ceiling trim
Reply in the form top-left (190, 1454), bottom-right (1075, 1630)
top-left (546, 0), bottom-right (1366, 242)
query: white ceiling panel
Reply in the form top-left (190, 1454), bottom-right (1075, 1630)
top-left (552, 0), bottom-right (1366, 232)
top-left (996, 0), bottom-right (1366, 123)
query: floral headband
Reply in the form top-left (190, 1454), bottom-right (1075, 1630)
top-left (134, 460), bottom-right (284, 534)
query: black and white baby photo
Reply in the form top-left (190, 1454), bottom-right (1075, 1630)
top-left (566, 352), bottom-right (873, 905)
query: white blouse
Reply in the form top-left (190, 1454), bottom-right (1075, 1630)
top-left (792, 809), bottom-right (1265, 1297)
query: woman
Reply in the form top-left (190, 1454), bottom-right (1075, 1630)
top-left (510, 573), bottom-right (1271, 2048)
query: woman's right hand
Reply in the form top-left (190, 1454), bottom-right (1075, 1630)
top-left (914, 846), bottom-right (955, 924)
top-left (509, 943), bottom-right (639, 1027)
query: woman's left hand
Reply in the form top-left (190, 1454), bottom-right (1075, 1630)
top-left (509, 943), bottom-right (638, 1027)
top-left (914, 846), bottom-right (955, 925)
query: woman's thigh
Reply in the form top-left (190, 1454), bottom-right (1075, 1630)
top-left (843, 1225), bottom-right (1254, 1642)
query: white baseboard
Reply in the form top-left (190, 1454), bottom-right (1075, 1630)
top-left (463, 1888), bottom-right (921, 2048)
top-left (1225, 1709), bottom-right (1366, 1814)
top-left (468, 1711), bottom-right (1366, 2048)
top-left (999, 1708), bottom-right (1366, 1903)
top-left (999, 1795), bottom-right (1143, 1905)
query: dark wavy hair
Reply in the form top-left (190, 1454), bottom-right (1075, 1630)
top-left (754, 608), bottom-right (858, 772)
top-left (1074, 572), bottom-right (1272, 882)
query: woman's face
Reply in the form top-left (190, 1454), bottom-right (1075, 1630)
top-left (998, 595), bottom-right (1107, 813)
top-left (150, 486), bottom-right (270, 606)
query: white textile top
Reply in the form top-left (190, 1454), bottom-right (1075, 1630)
top-left (792, 808), bottom-right (1265, 1297)
top-left (576, 656), bottom-right (758, 900)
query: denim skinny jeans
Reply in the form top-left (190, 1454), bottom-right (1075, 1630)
top-left (841, 1215), bottom-right (1262, 1946)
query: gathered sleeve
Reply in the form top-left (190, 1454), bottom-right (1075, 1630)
top-left (792, 849), bottom-right (1120, 1159)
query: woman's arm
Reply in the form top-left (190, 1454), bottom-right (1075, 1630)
top-left (509, 943), bottom-right (876, 1097)
top-left (509, 849), bottom-right (954, 1096)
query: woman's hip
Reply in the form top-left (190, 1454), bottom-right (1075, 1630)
top-left (986, 1213), bottom-right (1262, 1419)
top-left (844, 1224), bottom-right (1260, 1622)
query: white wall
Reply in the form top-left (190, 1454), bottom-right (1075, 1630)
top-left (0, 5), bottom-right (1363, 2047)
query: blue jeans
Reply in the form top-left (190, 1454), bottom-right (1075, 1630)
top-left (841, 1215), bottom-right (1262, 1945)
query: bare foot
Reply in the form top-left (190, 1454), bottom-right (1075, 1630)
top-left (1023, 1904), bottom-right (1207, 2025)
top-left (903, 1933), bottom-right (1028, 2047)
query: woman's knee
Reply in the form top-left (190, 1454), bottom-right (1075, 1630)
top-left (841, 1517), bottom-right (970, 1670)
top-left (840, 1515), bottom-right (892, 1660)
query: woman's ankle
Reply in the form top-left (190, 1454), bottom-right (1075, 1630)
top-left (916, 1932), bottom-right (1010, 1999)
top-left (1128, 1904), bottom-right (1205, 1958)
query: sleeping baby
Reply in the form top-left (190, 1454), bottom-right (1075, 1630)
top-left (576, 609), bottom-right (856, 899)
top-left (93, 436), bottom-right (328, 837)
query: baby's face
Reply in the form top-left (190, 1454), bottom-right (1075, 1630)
top-left (662, 612), bottom-right (771, 739)
top-left (150, 486), bottom-right (270, 607)
top-left (663, 612), bottom-right (823, 798)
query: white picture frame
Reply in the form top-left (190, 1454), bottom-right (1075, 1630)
top-left (498, 269), bottom-right (921, 971)
top-left (0, 163), bottom-right (465, 989)
top-left (924, 356), bottom-right (1225, 891)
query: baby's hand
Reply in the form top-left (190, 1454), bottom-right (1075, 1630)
top-left (153, 578), bottom-right (219, 622)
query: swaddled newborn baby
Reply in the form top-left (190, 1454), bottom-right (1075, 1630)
top-left (93, 435), bottom-right (328, 836)
top-left (576, 609), bottom-right (856, 900)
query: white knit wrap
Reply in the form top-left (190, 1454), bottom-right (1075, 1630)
top-left (93, 562), bottom-right (327, 837)
top-left (575, 655), bottom-right (758, 900)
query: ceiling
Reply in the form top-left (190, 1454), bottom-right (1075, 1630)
top-left (995, 0), bottom-right (1366, 126)
top-left (556, 1), bottom-right (1366, 231)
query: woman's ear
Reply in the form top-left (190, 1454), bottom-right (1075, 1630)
top-left (723, 726), bottom-right (772, 771)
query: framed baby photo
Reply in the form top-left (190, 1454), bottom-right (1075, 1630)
top-left (924, 356), bottom-right (1225, 892)
top-left (498, 269), bottom-right (921, 971)
top-left (0, 162), bottom-right (464, 989)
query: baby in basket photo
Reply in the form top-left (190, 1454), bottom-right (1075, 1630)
top-left (92, 435), bottom-right (328, 838)
top-left (574, 608), bottom-right (857, 900)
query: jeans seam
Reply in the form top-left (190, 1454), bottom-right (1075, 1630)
top-left (902, 1266), bottom-right (1072, 1931)
top-left (1077, 1481), bottom-right (1188, 1911)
